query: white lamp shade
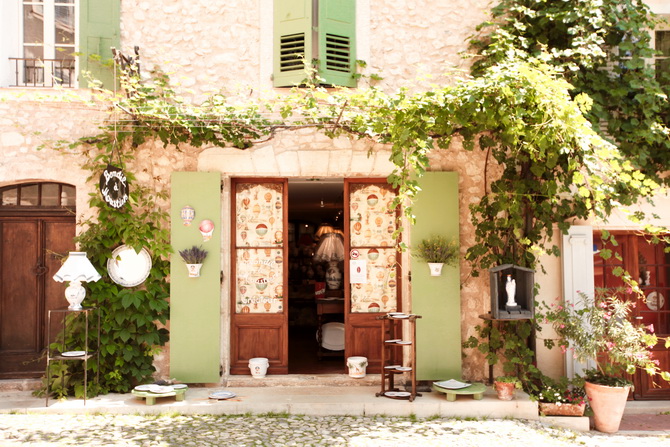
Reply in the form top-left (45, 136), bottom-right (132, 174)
top-left (313, 233), bottom-right (345, 262)
top-left (53, 252), bottom-right (102, 283)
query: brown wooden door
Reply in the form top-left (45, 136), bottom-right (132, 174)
top-left (230, 179), bottom-right (289, 374)
top-left (344, 179), bottom-right (401, 373)
top-left (0, 216), bottom-right (75, 378)
top-left (594, 233), bottom-right (670, 400)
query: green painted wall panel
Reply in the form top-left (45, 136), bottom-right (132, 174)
top-left (411, 172), bottom-right (461, 381)
top-left (170, 172), bottom-right (221, 382)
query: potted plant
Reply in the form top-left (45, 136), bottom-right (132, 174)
top-left (178, 245), bottom-right (208, 277)
top-left (542, 291), bottom-right (670, 432)
top-left (534, 376), bottom-right (586, 417)
top-left (413, 235), bottom-right (459, 276)
top-left (493, 376), bottom-right (521, 400)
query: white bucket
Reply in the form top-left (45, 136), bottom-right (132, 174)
top-left (248, 357), bottom-right (269, 378)
top-left (347, 356), bottom-right (368, 378)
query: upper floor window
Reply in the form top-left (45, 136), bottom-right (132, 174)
top-left (273, 0), bottom-right (357, 88)
top-left (18, 0), bottom-right (77, 87)
top-left (2, 0), bottom-right (120, 89)
top-left (654, 29), bottom-right (670, 84)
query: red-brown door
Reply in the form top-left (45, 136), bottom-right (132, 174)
top-left (0, 216), bottom-right (75, 378)
top-left (594, 233), bottom-right (670, 400)
top-left (344, 179), bottom-right (401, 373)
top-left (230, 179), bottom-right (289, 374)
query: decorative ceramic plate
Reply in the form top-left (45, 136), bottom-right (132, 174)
top-left (384, 365), bottom-right (402, 369)
top-left (209, 391), bottom-right (237, 400)
top-left (646, 291), bottom-right (665, 311)
top-left (385, 339), bottom-right (401, 343)
top-left (385, 391), bottom-right (411, 398)
top-left (397, 341), bottom-right (412, 345)
top-left (149, 385), bottom-right (174, 393)
top-left (434, 379), bottom-right (471, 390)
top-left (172, 384), bottom-right (188, 389)
top-left (390, 314), bottom-right (409, 319)
top-left (134, 384), bottom-right (153, 391)
top-left (61, 351), bottom-right (86, 357)
top-left (395, 366), bottom-right (412, 371)
top-left (107, 245), bottom-right (152, 288)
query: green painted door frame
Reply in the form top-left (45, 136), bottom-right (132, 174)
top-left (411, 172), bottom-right (461, 380)
top-left (170, 172), bottom-right (221, 382)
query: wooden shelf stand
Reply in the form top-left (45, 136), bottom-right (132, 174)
top-left (375, 314), bottom-right (422, 402)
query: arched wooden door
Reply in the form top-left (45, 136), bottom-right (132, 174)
top-left (0, 182), bottom-right (76, 378)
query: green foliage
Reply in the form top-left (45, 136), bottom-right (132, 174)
top-left (413, 235), bottom-right (459, 265)
top-left (533, 376), bottom-right (586, 405)
top-left (539, 291), bottom-right (670, 386)
top-left (471, 0), bottom-right (670, 186)
top-left (494, 375), bottom-right (522, 389)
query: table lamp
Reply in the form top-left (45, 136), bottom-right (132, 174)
top-left (53, 252), bottom-right (102, 310)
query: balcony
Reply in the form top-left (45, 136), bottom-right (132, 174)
top-left (8, 57), bottom-right (75, 88)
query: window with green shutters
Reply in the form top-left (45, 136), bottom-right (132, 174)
top-left (273, 0), bottom-right (356, 88)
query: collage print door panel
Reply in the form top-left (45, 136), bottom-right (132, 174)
top-left (344, 179), bottom-right (401, 373)
top-left (230, 179), bottom-right (288, 375)
top-left (594, 232), bottom-right (670, 400)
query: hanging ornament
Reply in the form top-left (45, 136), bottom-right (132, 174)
top-left (180, 205), bottom-right (195, 226)
top-left (199, 219), bottom-right (215, 241)
top-left (99, 164), bottom-right (129, 209)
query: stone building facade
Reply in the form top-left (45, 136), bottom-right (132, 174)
top-left (1, 0), bottom-right (668, 400)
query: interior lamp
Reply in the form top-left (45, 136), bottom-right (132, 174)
top-left (53, 252), bottom-right (101, 310)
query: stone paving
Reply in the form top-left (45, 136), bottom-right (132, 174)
top-left (1, 413), bottom-right (669, 447)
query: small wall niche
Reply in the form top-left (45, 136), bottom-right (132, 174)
top-left (489, 264), bottom-right (535, 320)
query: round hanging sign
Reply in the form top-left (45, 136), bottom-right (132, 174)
top-left (99, 164), bottom-right (129, 209)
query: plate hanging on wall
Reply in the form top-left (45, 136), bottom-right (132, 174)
top-left (107, 245), bottom-right (152, 287)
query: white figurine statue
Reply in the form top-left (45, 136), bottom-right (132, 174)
top-left (505, 274), bottom-right (517, 307)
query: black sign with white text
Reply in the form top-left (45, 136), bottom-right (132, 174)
top-left (99, 164), bottom-right (129, 209)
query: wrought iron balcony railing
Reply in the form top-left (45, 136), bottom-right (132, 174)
top-left (8, 57), bottom-right (75, 88)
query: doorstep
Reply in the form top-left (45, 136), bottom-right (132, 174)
top-left (0, 384), bottom-right (540, 421)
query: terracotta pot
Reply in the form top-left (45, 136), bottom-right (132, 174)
top-left (584, 381), bottom-right (631, 433)
top-left (539, 402), bottom-right (586, 417)
top-left (494, 381), bottom-right (516, 401)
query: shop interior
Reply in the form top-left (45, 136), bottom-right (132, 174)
top-left (287, 178), bottom-right (345, 374)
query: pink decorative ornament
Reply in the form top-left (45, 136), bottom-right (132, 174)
top-left (199, 219), bottom-right (215, 241)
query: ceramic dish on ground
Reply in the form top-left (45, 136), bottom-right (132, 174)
top-left (134, 384), bottom-right (153, 391)
top-left (61, 351), bottom-right (86, 357)
top-left (149, 385), bottom-right (174, 393)
top-left (385, 391), bottom-right (411, 398)
top-left (433, 379), bottom-right (471, 390)
top-left (209, 391), bottom-right (237, 400)
top-left (172, 384), bottom-right (188, 389)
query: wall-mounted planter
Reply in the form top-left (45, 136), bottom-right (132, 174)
top-left (428, 263), bottom-right (444, 276)
top-left (186, 263), bottom-right (203, 278)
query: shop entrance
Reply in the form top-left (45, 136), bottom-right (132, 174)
top-left (229, 177), bottom-right (400, 375)
top-left (287, 179), bottom-right (345, 374)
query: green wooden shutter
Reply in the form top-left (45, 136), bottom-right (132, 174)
top-left (411, 172), bottom-right (461, 381)
top-left (79, 0), bottom-right (120, 89)
top-left (273, 0), bottom-right (314, 87)
top-left (170, 172), bottom-right (222, 383)
top-left (318, 0), bottom-right (356, 87)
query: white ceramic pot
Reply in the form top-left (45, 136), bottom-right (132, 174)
top-left (248, 357), bottom-right (269, 378)
top-left (186, 263), bottom-right (203, 277)
top-left (347, 356), bottom-right (368, 378)
top-left (428, 263), bottom-right (444, 276)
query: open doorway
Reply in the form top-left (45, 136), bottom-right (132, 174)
top-left (287, 178), bottom-right (345, 374)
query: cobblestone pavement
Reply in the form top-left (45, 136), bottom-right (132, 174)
top-left (1, 414), bottom-right (669, 447)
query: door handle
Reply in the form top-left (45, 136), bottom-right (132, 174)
top-left (33, 263), bottom-right (48, 276)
